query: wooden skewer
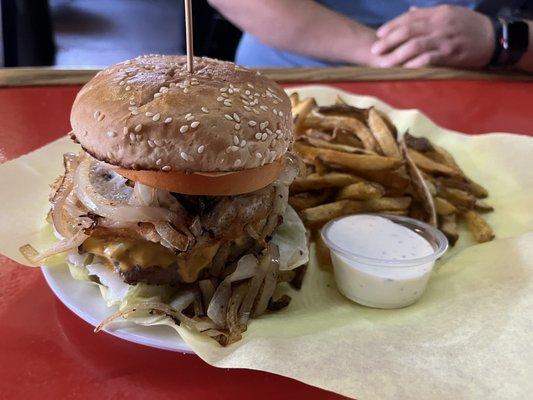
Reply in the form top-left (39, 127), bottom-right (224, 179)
top-left (184, 0), bottom-right (194, 73)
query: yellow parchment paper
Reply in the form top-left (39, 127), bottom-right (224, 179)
top-left (1, 86), bottom-right (532, 399)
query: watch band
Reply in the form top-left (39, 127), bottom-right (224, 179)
top-left (489, 17), bottom-right (529, 67)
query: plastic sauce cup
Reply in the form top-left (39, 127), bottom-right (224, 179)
top-left (321, 214), bottom-right (448, 309)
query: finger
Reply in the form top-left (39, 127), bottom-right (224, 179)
top-left (371, 21), bottom-right (425, 55)
top-left (377, 8), bottom-right (427, 38)
top-left (403, 51), bottom-right (441, 68)
top-left (377, 37), bottom-right (436, 68)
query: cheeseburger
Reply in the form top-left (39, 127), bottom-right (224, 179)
top-left (21, 55), bottom-right (308, 345)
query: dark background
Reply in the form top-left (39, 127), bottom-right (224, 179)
top-left (1, 0), bottom-right (242, 67)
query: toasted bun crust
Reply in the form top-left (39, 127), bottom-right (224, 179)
top-left (114, 157), bottom-right (285, 196)
top-left (70, 55), bottom-right (292, 172)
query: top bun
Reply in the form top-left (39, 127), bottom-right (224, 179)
top-left (70, 55), bottom-right (293, 172)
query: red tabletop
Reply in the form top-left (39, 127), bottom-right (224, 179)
top-left (1, 79), bottom-right (532, 399)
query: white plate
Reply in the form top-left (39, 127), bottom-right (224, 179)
top-left (42, 265), bottom-right (192, 353)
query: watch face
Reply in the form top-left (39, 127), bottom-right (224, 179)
top-left (508, 21), bottom-right (529, 51)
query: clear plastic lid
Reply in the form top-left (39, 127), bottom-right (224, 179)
top-left (321, 213), bottom-right (449, 268)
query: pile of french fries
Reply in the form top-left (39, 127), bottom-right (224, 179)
top-left (289, 93), bottom-right (494, 263)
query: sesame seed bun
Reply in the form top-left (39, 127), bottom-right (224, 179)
top-left (70, 54), bottom-right (293, 173)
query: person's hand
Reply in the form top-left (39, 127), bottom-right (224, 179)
top-left (371, 5), bottom-right (495, 68)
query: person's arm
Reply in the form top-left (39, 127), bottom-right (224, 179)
top-left (208, 0), bottom-right (378, 66)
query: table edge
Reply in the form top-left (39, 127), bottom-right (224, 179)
top-left (0, 66), bottom-right (532, 86)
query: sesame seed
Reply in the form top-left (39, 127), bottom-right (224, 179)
top-left (279, 110), bottom-right (284, 116)
top-left (266, 128), bottom-right (273, 135)
top-left (243, 106), bottom-right (252, 112)
top-left (106, 131), bottom-right (116, 137)
top-left (228, 88), bottom-right (234, 94)
top-left (191, 81), bottom-right (199, 86)
top-left (234, 159), bottom-right (242, 167)
top-left (273, 109), bottom-right (278, 116)
top-left (245, 90), bottom-right (251, 95)
top-left (154, 93), bottom-right (162, 98)
top-left (186, 115), bottom-right (195, 122)
top-left (164, 117), bottom-right (172, 124)
top-left (119, 81), bottom-right (125, 86)
top-left (248, 121), bottom-right (257, 127)
top-left (240, 140), bottom-right (246, 147)
top-left (234, 123), bottom-right (241, 130)
top-left (233, 135), bottom-right (239, 145)
top-left (247, 83), bottom-right (254, 88)
top-left (129, 100), bottom-right (136, 106)
top-left (261, 133), bottom-right (268, 141)
top-left (156, 158), bottom-right (162, 165)
top-left (123, 127), bottom-right (129, 135)
top-left (217, 97), bottom-right (224, 102)
top-left (233, 113), bottom-right (240, 122)
top-left (185, 113), bottom-right (192, 119)
top-left (242, 100), bottom-right (250, 106)
top-left (125, 86), bottom-right (131, 91)
top-left (231, 145), bottom-right (239, 152)
top-left (271, 139), bottom-right (277, 147)
top-left (224, 114), bottom-right (234, 121)
top-left (152, 113), bottom-right (161, 121)
top-left (253, 109), bottom-right (260, 115)
top-left (154, 139), bottom-right (164, 147)
top-left (223, 100), bottom-right (232, 106)
top-left (255, 152), bottom-right (262, 158)
top-left (160, 86), bottom-right (169, 93)
top-left (190, 121), bottom-right (200, 128)
top-left (136, 134), bottom-right (142, 141)
top-left (169, 82), bottom-right (176, 87)
top-left (183, 88), bottom-right (189, 93)
top-left (131, 110), bottom-right (139, 115)
top-left (146, 112), bottom-right (154, 117)
top-left (255, 132), bottom-right (262, 140)
top-left (201, 107), bottom-right (209, 113)
top-left (129, 133), bottom-right (136, 141)
top-left (260, 121), bottom-right (269, 130)
top-left (162, 165), bottom-right (171, 171)
top-left (148, 140), bottom-right (156, 148)
top-left (180, 125), bottom-right (189, 133)
top-left (221, 93), bottom-right (229, 98)
top-left (273, 100), bottom-right (280, 105)
top-left (220, 87), bottom-right (227, 92)
top-left (134, 124), bottom-right (142, 132)
top-left (226, 146), bottom-right (232, 153)
top-left (260, 105), bottom-right (268, 111)
top-left (197, 145), bottom-right (205, 154)
top-left (180, 152), bottom-right (188, 161)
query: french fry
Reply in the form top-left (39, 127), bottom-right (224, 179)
top-left (463, 210), bottom-right (495, 243)
top-left (404, 132), bottom-right (435, 152)
top-left (289, 190), bottom-right (332, 211)
top-left (294, 143), bottom-right (403, 173)
top-left (301, 197), bottom-right (411, 226)
top-left (435, 177), bottom-right (489, 199)
top-left (315, 233), bottom-right (332, 271)
top-left (302, 136), bottom-right (374, 155)
top-left (313, 156), bottom-right (329, 175)
top-left (367, 107), bottom-right (401, 157)
top-left (439, 214), bottom-right (459, 246)
top-left (291, 172), bottom-right (359, 193)
top-left (316, 104), bottom-right (367, 123)
top-left (407, 148), bottom-right (462, 177)
top-left (434, 197), bottom-right (457, 216)
top-left (474, 199), bottom-right (494, 212)
top-left (331, 127), bottom-right (365, 148)
top-left (401, 140), bottom-right (437, 226)
top-left (289, 92), bottom-right (300, 108)
top-left (304, 113), bottom-right (379, 151)
top-left (356, 170), bottom-right (411, 191)
top-left (437, 187), bottom-right (476, 209)
top-left (336, 181), bottom-right (384, 201)
top-left (293, 97), bottom-right (316, 137)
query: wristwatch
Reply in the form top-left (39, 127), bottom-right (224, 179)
top-left (489, 17), bottom-right (529, 67)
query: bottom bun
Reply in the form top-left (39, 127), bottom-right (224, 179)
top-left (115, 157), bottom-right (285, 195)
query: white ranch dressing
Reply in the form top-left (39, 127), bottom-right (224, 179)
top-left (323, 215), bottom-right (442, 309)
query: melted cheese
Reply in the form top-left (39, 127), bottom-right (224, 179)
top-left (82, 236), bottom-right (177, 271)
top-left (178, 242), bottom-right (220, 283)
